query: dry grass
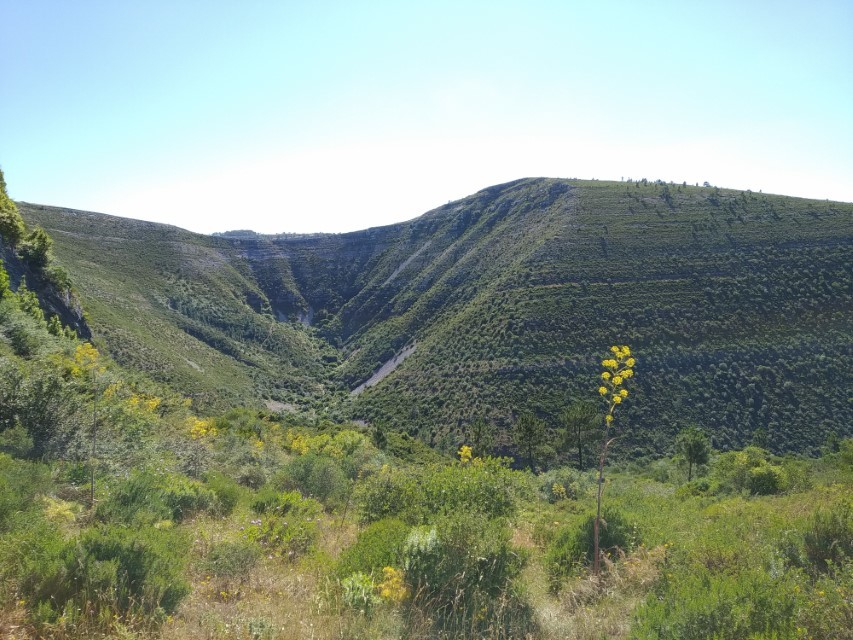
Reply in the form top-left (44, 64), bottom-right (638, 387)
top-left (529, 545), bottom-right (665, 640)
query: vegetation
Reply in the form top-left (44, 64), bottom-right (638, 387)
top-left (1, 171), bottom-right (851, 638)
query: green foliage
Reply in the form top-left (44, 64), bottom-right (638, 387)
top-left (0, 168), bottom-right (25, 248)
top-left (20, 524), bottom-right (190, 626)
top-left (537, 466), bottom-right (588, 502)
top-left (710, 446), bottom-right (795, 495)
top-left (277, 453), bottom-right (350, 509)
top-left (559, 400), bottom-right (599, 470)
top-left (0, 260), bottom-right (9, 298)
top-left (800, 504), bottom-right (853, 574)
top-left (401, 513), bottom-right (532, 637)
top-left (204, 471), bottom-right (247, 515)
top-left (675, 425), bottom-right (710, 481)
top-left (514, 411), bottom-right (547, 470)
top-left (0, 453), bottom-right (52, 529)
top-left (336, 517), bottom-right (409, 578)
top-left (631, 565), bottom-right (798, 640)
top-left (546, 508), bottom-right (641, 587)
top-left (340, 572), bottom-right (381, 613)
top-left (19, 226), bottom-right (53, 270)
top-left (202, 540), bottom-right (260, 579)
top-left (354, 457), bottom-right (524, 524)
top-left (97, 471), bottom-right (217, 524)
top-left (247, 488), bottom-right (322, 558)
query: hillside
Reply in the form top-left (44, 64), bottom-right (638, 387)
top-left (18, 178), bottom-right (853, 456)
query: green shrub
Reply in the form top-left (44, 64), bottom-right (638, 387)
top-left (748, 462), bottom-right (786, 495)
top-left (631, 566), bottom-right (798, 640)
top-left (0, 454), bottom-right (52, 530)
top-left (538, 466), bottom-right (587, 502)
top-left (276, 453), bottom-right (350, 509)
top-left (337, 517), bottom-right (409, 578)
top-left (802, 504), bottom-right (853, 574)
top-left (355, 458), bottom-right (524, 524)
top-left (340, 572), bottom-right (380, 614)
top-left (247, 489), bottom-right (322, 558)
top-left (20, 524), bottom-right (190, 627)
top-left (205, 471), bottom-right (246, 516)
top-left (202, 540), bottom-right (260, 579)
top-left (401, 513), bottom-right (531, 636)
top-left (546, 508), bottom-right (641, 588)
top-left (98, 471), bottom-right (217, 524)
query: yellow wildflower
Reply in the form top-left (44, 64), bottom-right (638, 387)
top-left (601, 372), bottom-right (611, 380)
top-left (613, 395), bottom-right (622, 404)
top-left (458, 445), bottom-right (473, 464)
top-left (599, 386), bottom-right (608, 396)
top-left (626, 357), bottom-right (636, 367)
top-left (620, 389), bottom-right (628, 398)
top-left (378, 567), bottom-right (409, 603)
top-left (605, 414), bottom-right (614, 423)
top-left (612, 376), bottom-right (623, 385)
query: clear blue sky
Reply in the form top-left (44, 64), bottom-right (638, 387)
top-left (2, 0), bottom-right (851, 234)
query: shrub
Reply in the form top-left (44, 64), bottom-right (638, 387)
top-left (401, 514), bottom-right (531, 636)
top-left (20, 524), bottom-right (190, 627)
top-left (205, 471), bottom-right (246, 516)
top-left (802, 504), bottom-right (853, 574)
top-left (747, 462), bottom-right (786, 495)
top-left (340, 572), bottom-right (380, 614)
top-left (203, 540), bottom-right (260, 579)
top-left (355, 458), bottom-right (523, 524)
top-left (276, 453), bottom-right (350, 509)
top-left (538, 466), bottom-right (587, 502)
top-left (247, 489), bottom-right (322, 558)
top-left (631, 565), bottom-right (797, 640)
top-left (546, 508), bottom-right (641, 588)
top-left (98, 471), bottom-right (217, 524)
top-left (337, 517), bottom-right (409, 578)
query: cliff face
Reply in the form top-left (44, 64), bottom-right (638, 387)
top-left (0, 243), bottom-right (90, 339)
top-left (17, 178), bottom-right (853, 455)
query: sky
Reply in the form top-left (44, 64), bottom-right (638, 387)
top-left (1, 0), bottom-right (851, 235)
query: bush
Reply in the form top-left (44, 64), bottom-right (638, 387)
top-left (203, 540), bottom-right (260, 579)
top-left (98, 471), bottom-right (217, 524)
top-left (546, 508), bottom-right (641, 587)
top-left (20, 524), bottom-right (190, 627)
top-left (337, 517), bottom-right (409, 578)
top-left (247, 489), bottom-right (322, 558)
top-left (748, 462), bottom-right (786, 495)
top-left (401, 513), bottom-right (531, 636)
top-left (538, 466), bottom-right (587, 502)
top-left (205, 471), bottom-right (246, 516)
top-left (802, 504), bottom-right (853, 574)
top-left (631, 565), bottom-right (797, 640)
top-left (340, 572), bottom-right (380, 614)
top-left (355, 458), bottom-right (524, 524)
top-left (276, 453), bottom-right (350, 509)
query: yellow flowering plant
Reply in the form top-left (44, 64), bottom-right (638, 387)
top-left (593, 345), bottom-right (636, 576)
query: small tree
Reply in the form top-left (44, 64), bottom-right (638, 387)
top-left (675, 426), bottom-right (710, 481)
top-left (514, 411), bottom-right (545, 471)
top-left (0, 168), bottom-right (26, 248)
top-left (20, 226), bottom-right (53, 270)
top-left (468, 417), bottom-right (494, 458)
top-left (593, 345), bottom-right (636, 576)
top-left (560, 400), bottom-right (599, 470)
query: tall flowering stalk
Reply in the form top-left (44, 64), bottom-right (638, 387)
top-left (593, 345), bottom-right (635, 576)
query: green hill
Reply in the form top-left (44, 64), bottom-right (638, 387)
top-left (18, 178), bottom-right (853, 456)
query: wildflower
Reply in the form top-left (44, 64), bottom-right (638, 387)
top-left (601, 372), bottom-right (611, 380)
top-left (599, 386), bottom-right (608, 395)
top-left (458, 445), bottom-right (473, 464)
top-left (605, 414), bottom-right (614, 423)
top-left (612, 376), bottom-right (623, 385)
top-left (378, 567), bottom-right (408, 603)
top-left (620, 389), bottom-right (628, 398)
top-left (626, 357), bottom-right (635, 367)
top-left (613, 395), bottom-right (622, 404)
